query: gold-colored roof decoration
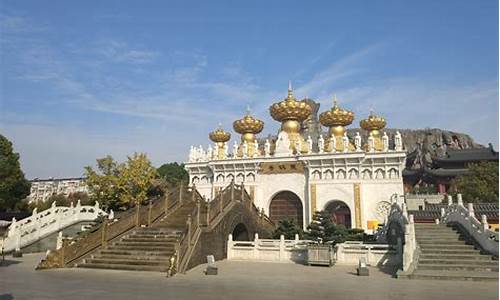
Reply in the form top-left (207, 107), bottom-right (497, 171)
top-left (209, 125), bottom-right (231, 143)
top-left (233, 110), bottom-right (264, 135)
top-left (319, 95), bottom-right (354, 127)
top-left (360, 111), bottom-right (386, 132)
top-left (269, 83), bottom-right (312, 122)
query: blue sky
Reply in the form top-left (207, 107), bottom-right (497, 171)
top-left (0, 0), bottom-right (498, 179)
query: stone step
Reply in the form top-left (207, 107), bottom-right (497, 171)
top-left (420, 248), bottom-right (480, 255)
top-left (85, 258), bottom-right (169, 266)
top-left (417, 264), bottom-right (498, 272)
top-left (417, 240), bottom-right (470, 246)
top-left (400, 270), bottom-right (499, 281)
top-left (77, 262), bottom-right (168, 272)
top-left (94, 254), bottom-right (172, 261)
top-left (113, 241), bottom-right (175, 247)
top-left (419, 244), bottom-right (476, 250)
top-left (121, 237), bottom-right (177, 243)
top-left (418, 258), bottom-right (497, 266)
top-left (108, 245), bottom-right (173, 251)
top-left (99, 249), bottom-right (173, 256)
top-left (419, 254), bottom-right (493, 261)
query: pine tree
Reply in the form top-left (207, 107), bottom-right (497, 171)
top-left (0, 134), bottom-right (31, 212)
top-left (272, 219), bottom-right (303, 239)
top-left (306, 211), bottom-right (333, 243)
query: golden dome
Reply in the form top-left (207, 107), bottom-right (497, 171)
top-left (209, 125), bottom-right (231, 143)
top-left (360, 111), bottom-right (386, 132)
top-left (319, 95), bottom-right (354, 127)
top-left (233, 112), bottom-right (264, 135)
top-left (269, 84), bottom-right (312, 122)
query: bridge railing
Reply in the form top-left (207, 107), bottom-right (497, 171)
top-left (441, 194), bottom-right (499, 256)
top-left (176, 180), bottom-right (274, 273)
top-left (4, 201), bottom-right (107, 253)
top-left (37, 184), bottom-right (188, 269)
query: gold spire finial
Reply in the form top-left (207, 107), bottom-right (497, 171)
top-left (246, 105), bottom-right (251, 115)
top-left (333, 94), bottom-right (338, 107)
top-left (287, 81), bottom-right (293, 99)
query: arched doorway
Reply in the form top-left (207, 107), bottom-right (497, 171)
top-left (269, 191), bottom-right (303, 227)
top-left (232, 223), bottom-right (250, 241)
top-left (325, 201), bottom-right (351, 228)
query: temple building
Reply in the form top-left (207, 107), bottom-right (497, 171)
top-left (185, 85), bottom-right (406, 231)
top-left (403, 144), bottom-right (499, 194)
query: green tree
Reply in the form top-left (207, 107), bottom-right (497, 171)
top-left (0, 134), bottom-right (31, 212)
top-left (85, 155), bottom-right (122, 210)
top-left (453, 161), bottom-right (499, 203)
top-left (272, 219), bottom-right (304, 239)
top-left (157, 162), bottom-right (188, 185)
top-left (119, 153), bottom-right (158, 206)
top-left (305, 210), bottom-right (364, 244)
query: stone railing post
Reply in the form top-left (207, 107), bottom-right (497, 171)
top-left (481, 215), bottom-right (489, 231)
top-left (401, 203), bottom-right (408, 219)
top-left (240, 183), bottom-right (245, 202)
top-left (227, 234), bottom-right (233, 260)
top-left (206, 201), bottom-right (211, 227)
top-left (457, 194), bottom-right (464, 207)
top-left (253, 233), bottom-right (259, 260)
top-left (336, 243), bottom-right (344, 262)
top-left (186, 214), bottom-right (192, 247)
top-left (191, 184), bottom-right (197, 203)
top-left (230, 180), bottom-right (235, 202)
top-left (56, 231), bottom-right (63, 250)
top-left (467, 203), bottom-right (475, 218)
top-left (179, 183), bottom-right (184, 205)
top-left (196, 200), bottom-right (201, 226)
top-left (147, 200), bottom-right (153, 226)
top-left (94, 201), bottom-right (100, 219)
top-left (440, 207), bottom-right (446, 218)
top-left (279, 234), bottom-right (285, 262)
top-left (135, 202), bottom-right (141, 228)
top-left (295, 233), bottom-right (299, 244)
top-left (101, 219), bottom-right (108, 247)
top-left (164, 190), bottom-right (169, 215)
top-left (219, 192), bottom-right (224, 214)
top-left (8, 217), bottom-right (17, 238)
top-left (447, 194), bottom-right (453, 206)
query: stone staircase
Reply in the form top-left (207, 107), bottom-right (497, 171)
top-left (405, 223), bottom-right (498, 281)
top-left (77, 200), bottom-right (197, 272)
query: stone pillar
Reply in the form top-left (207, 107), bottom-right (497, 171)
top-left (467, 203), bottom-right (474, 218)
top-left (227, 234), bottom-right (234, 260)
top-left (447, 194), bottom-right (453, 206)
top-left (481, 215), bottom-right (489, 231)
top-left (457, 194), bottom-right (463, 206)
top-left (279, 235), bottom-right (285, 262)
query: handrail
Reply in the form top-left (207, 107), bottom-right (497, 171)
top-left (37, 185), bottom-right (186, 269)
top-left (4, 201), bottom-right (106, 253)
top-left (441, 194), bottom-right (499, 256)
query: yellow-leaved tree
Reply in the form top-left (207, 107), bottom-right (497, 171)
top-left (85, 153), bottom-right (158, 210)
top-left (118, 153), bottom-right (158, 206)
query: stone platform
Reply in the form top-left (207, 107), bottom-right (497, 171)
top-left (0, 254), bottom-right (498, 300)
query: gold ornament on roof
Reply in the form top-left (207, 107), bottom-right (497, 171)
top-left (360, 111), bottom-right (386, 135)
top-left (269, 82), bottom-right (312, 122)
top-left (319, 95), bottom-right (354, 127)
top-left (209, 125), bottom-right (231, 143)
top-left (233, 108), bottom-right (264, 135)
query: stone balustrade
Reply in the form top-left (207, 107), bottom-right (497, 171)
top-left (227, 233), bottom-right (310, 264)
top-left (188, 130), bottom-right (404, 162)
top-left (335, 241), bottom-right (399, 266)
top-left (3, 201), bottom-right (107, 253)
top-left (441, 194), bottom-right (499, 256)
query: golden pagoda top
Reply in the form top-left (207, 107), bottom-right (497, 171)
top-left (209, 124), bottom-right (231, 143)
top-left (319, 95), bottom-right (354, 127)
top-left (360, 110), bottom-right (386, 132)
top-left (233, 108), bottom-right (264, 135)
top-left (269, 82), bottom-right (312, 122)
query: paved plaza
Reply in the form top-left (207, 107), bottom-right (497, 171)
top-left (0, 254), bottom-right (498, 300)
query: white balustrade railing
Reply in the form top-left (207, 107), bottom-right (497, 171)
top-left (441, 194), bottom-right (499, 256)
top-left (335, 241), bottom-right (398, 266)
top-left (386, 193), bottom-right (417, 272)
top-left (227, 233), bottom-right (311, 263)
top-left (3, 200), bottom-right (107, 253)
